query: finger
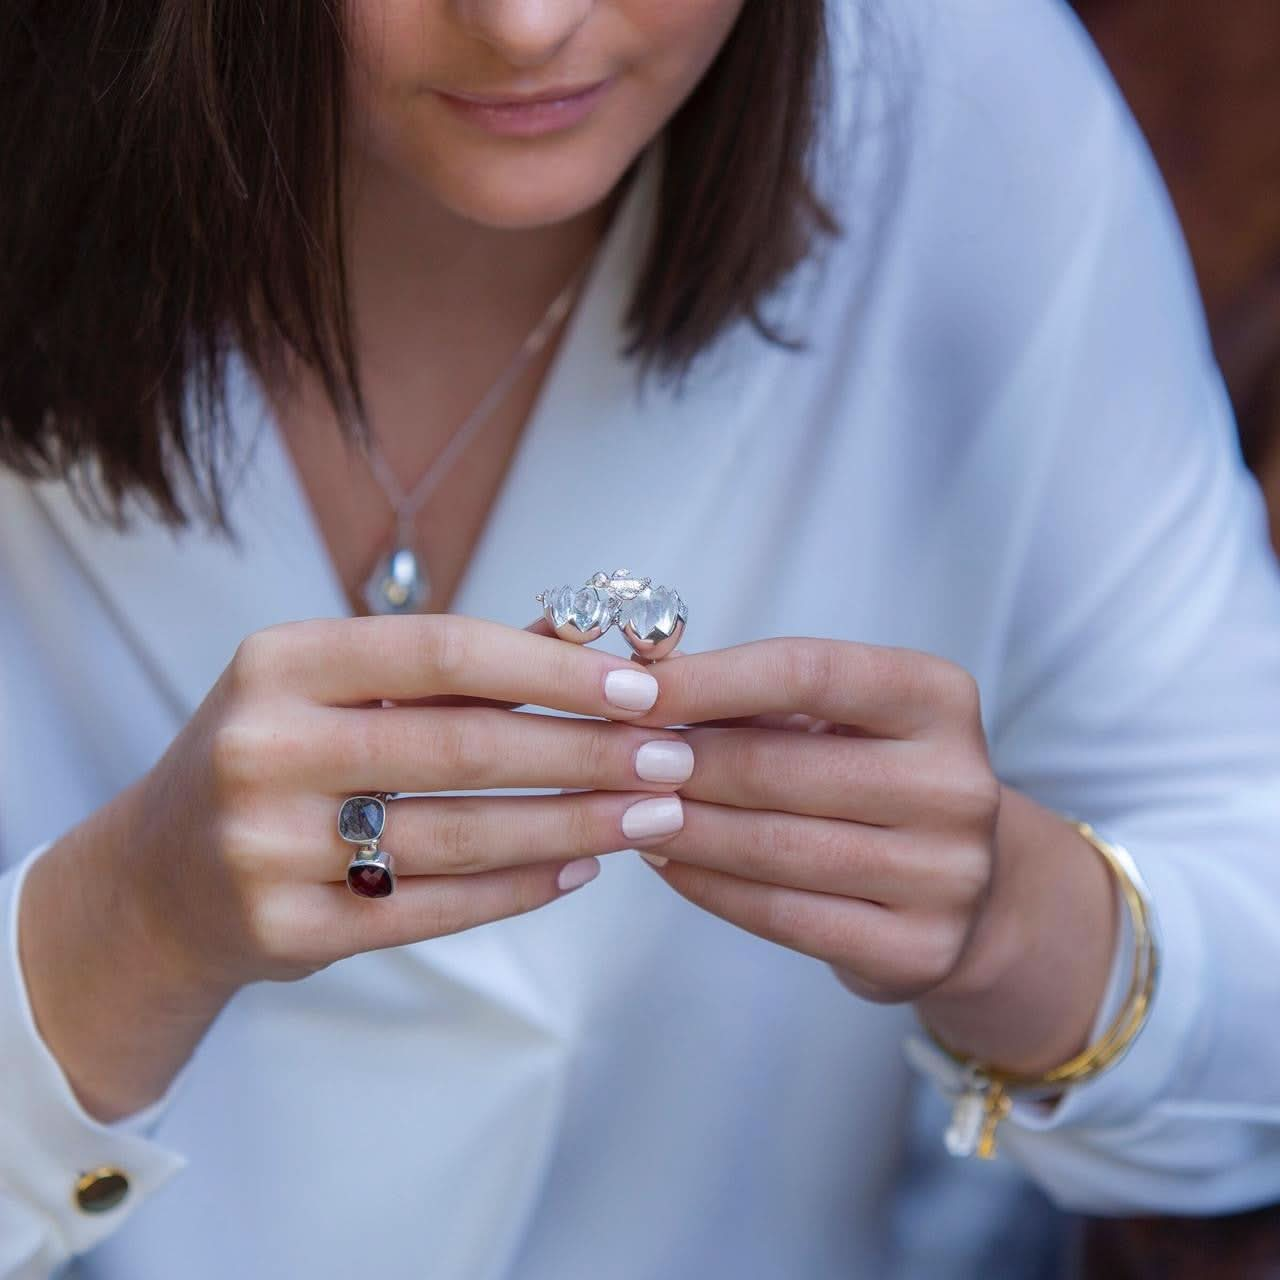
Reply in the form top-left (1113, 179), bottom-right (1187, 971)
top-left (644, 798), bottom-right (969, 908)
top-left (249, 613), bottom-right (664, 720)
top-left (300, 855), bottom-right (604, 958)
top-left (303, 704), bottom-right (697, 795)
top-left (283, 790), bottom-right (687, 882)
top-left (626, 637), bottom-right (969, 738)
top-left (385, 616), bottom-right (555, 709)
top-left (635, 856), bottom-right (921, 989)
top-left (673, 726), bottom-right (930, 826)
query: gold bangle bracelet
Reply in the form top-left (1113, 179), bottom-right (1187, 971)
top-left (925, 818), bottom-right (1161, 1159)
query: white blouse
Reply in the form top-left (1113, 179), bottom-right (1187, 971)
top-left (4, 1), bottom-right (1280, 1276)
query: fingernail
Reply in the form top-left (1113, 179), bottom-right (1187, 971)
top-left (622, 794), bottom-right (684, 840)
top-left (604, 668), bottom-right (659, 712)
top-left (640, 852), bottom-right (669, 867)
top-left (634, 740), bottom-right (694, 783)
top-left (558, 856), bottom-right (600, 892)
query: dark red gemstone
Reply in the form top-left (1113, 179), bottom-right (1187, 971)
top-left (348, 864), bottom-right (393, 898)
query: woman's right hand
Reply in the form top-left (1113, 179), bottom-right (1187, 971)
top-left (17, 612), bottom-right (692, 1122)
top-left (135, 611), bottom-right (693, 991)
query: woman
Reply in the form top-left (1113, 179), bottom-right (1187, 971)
top-left (2, 1), bottom-right (1278, 1277)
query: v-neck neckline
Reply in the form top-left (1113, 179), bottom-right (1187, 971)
top-left (29, 131), bottom-right (763, 732)
top-left (225, 138), bottom-right (664, 629)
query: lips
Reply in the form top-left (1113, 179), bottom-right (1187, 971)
top-left (432, 77), bottom-right (615, 137)
top-left (440, 79), bottom-right (609, 107)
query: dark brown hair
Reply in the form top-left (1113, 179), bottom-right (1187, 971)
top-left (1, 1), bottom-right (840, 538)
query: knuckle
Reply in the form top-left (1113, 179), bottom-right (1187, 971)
top-left (944, 840), bottom-right (995, 909)
top-left (935, 660), bottom-right (982, 720)
top-left (414, 885), bottom-right (474, 940)
top-left (228, 626), bottom-right (289, 692)
top-left (565, 724), bottom-right (630, 790)
top-left (211, 714), bottom-right (309, 794)
top-left (563, 795), bottom-right (603, 856)
top-left (728, 728), bottom-right (777, 785)
top-left (247, 891), bottom-right (335, 976)
top-left (286, 924), bottom-right (338, 975)
top-left (420, 615), bottom-right (469, 687)
top-left (913, 748), bottom-right (999, 831)
top-left (429, 710), bottom-right (493, 788)
top-left (243, 892), bottom-right (298, 968)
top-left (210, 719), bottom-right (266, 792)
top-left (733, 811), bottom-right (779, 876)
top-left (780, 639), bottom-right (837, 703)
top-left (812, 820), bottom-right (862, 880)
top-left (211, 810), bottom-right (271, 877)
top-left (908, 916), bottom-right (971, 992)
top-left (569, 726), bottom-right (605, 786)
top-left (947, 765), bottom-right (1002, 830)
top-left (851, 916), bottom-right (969, 1002)
top-left (846, 968), bottom-right (897, 1005)
top-left (510, 867), bottom-right (559, 920)
top-left (759, 891), bottom-right (806, 952)
top-left (338, 708), bottom-right (384, 782)
top-left (431, 799), bottom-right (489, 874)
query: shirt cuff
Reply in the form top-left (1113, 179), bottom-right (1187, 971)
top-left (1001, 837), bottom-right (1201, 1132)
top-left (903, 836), bottom-right (1202, 1134)
top-left (0, 838), bottom-right (192, 1264)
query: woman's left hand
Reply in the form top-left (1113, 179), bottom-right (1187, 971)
top-left (628, 634), bottom-right (1121, 1074)
top-left (628, 636), bottom-right (1004, 1006)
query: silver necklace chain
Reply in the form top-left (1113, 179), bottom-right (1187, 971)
top-left (361, 253), bottom-right (593, 537)
top-left (355, 252), bottom-right (595, 614)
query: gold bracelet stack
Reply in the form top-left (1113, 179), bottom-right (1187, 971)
top-left (924, 819), bottom-right (1160, 1159)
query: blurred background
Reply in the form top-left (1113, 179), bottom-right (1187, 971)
top-left (1069, 4), bottom-right (1280, 1273)
top-left (1074, 0), bottom-right (1280, 557)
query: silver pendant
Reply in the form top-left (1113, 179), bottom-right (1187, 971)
top-left (363, 541), bottom-right (430, 615)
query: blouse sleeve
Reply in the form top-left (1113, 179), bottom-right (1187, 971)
top-left (909, 12), bottom-right (1280, 1215)
top-left (0, 838), bottom-right (193, 1278)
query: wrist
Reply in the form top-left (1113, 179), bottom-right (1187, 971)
top-left (913, 784), bottom-right (1118, 1075)
top-left (109, 770), bottom-right (245, 1002)
top-left (19, 778), bottom-right (237, 1123)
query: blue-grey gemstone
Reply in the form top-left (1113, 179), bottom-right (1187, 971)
top-left (339, 796), bottom-right (385, 843)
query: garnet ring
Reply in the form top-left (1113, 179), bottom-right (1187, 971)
top-left (339, 792), bottom-right (398, 899)
top-left (536, 568), bottom-right (688, 661)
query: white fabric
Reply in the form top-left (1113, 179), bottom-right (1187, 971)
top-left (4, 1), bottom-right (1280, 1275)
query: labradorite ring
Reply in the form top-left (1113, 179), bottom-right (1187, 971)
top-left (339, 792), bottom-right (397, 899)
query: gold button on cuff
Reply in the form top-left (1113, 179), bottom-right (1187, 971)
top-left (74, 1166), bottom-right (130, 1213)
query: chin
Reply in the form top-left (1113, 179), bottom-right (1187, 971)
top-left (416, 141), bottom-right (641, 230)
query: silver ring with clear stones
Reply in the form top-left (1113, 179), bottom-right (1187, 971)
top-left (535, 568), bottom-right (688, 661)
top-left (338, 792), bottom-right (398, 899)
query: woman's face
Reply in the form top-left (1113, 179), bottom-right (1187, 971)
top-left (344, 0), bottom-right (747, 228)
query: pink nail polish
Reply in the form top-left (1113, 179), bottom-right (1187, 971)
top-left (634, 740), bottom-right (694, 783)
top-left (622, 795), bottom-right (683, 840)
top-left (604, 668), bottom-right (659, 712)
top-left (557, 857), bottom-right (600, 892)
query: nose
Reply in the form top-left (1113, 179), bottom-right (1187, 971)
top-left (451, 0), bottom-right (594, 68)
